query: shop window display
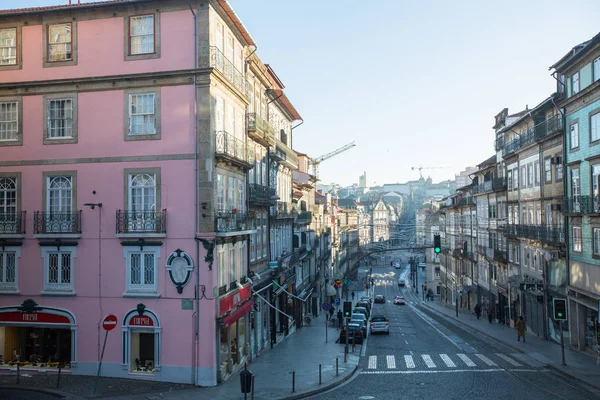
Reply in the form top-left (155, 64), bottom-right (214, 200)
top-left (0, 326), bottom-right (71, 369)
top-left (130, 331), bottom-right (155, 373)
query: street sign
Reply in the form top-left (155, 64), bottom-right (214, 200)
top-left (334, 298), bottom-right (341, 305)
top-left (102, 314), bottom-right (118, 331)
top-left (322, 303), bottom-right (331, 312)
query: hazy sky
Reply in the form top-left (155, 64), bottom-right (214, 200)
top-left (4, 0), bottom-right (600, 187)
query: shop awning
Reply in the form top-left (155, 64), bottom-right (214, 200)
top-left (222, 301), bottom-right (254, 328)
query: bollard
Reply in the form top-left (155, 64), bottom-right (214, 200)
top-left (319, 364), bottom-right (322, 385)
top-left (336, 357), bottom-right (339, 376)
top-left (16, 363), bottom-right (20, 384)
top-left (56, 363), bottom-right (63, 388)
top-left (292, 371), bottom-right (295, 393)
top-left (251, 375), bottom-right (255, 400)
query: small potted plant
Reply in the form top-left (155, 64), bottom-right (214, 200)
top-left (232, 208), bottom-right (239, 214)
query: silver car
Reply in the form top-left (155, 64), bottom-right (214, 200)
top-left (370, 315), bottom-right (390, 334)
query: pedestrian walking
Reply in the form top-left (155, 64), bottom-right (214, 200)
top-left (474, 303), bottom-right (482, 320)
top-left (328, 306), bottom-right (334, 320)
top-left (351, 291), bottom-right (355, 301)
top-left (487, 305), bottom-right (493, 324)
top-left (515, 316), bottom-right (526, 342)
top-left (337, 309), bottom-right (343, 329)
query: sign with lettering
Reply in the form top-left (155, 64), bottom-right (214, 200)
top-left (129, 315), bottom-right (154, 327)
top-left (0, 312), bottom-right (70, 324)
top-left (219, 285), bottom-right (251, 316)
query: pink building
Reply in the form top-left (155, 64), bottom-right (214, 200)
top-left (0, 0), bottom-right (263, 386)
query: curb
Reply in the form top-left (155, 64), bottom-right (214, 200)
top-left (280, 365), bottom-right (359, 400)
top-left (422, 303), bottom-right (600, 392)
top-left (0, 384), bottom-right (78, 399)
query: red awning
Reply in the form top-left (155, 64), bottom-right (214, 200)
top-left (222, 301), bottom-right (254, 328)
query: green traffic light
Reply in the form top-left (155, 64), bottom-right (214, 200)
top-left (434, 247), bottom-right (441, 253)
top-left (558, 312), bottom-right (563, 317)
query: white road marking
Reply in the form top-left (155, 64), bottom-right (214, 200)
top-left (457, 353), bottom-right (476, 367)
top-left (409, 306), bottom-right (462, 350)
top-left (495, 353), bottom-right (522, 366)
top-left (422, 354), bottom-right (436, 368)
top-left (360, 368), bottom-right (538, 375)
top-left (404, 340), bottom-right (409, 344)
top-left (386, 355), bottom-right (396, 369)
top-left (404, 355), bottom-right (415, 368)
top-left (368, 355), bottom-right (377, 369)
top-left (475, 353), bottom-right (497, 366)
top-left (440, 354), bottom-right (456, 368)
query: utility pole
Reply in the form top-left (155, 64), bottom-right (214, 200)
top-left (415, 259), bottom-right (419, 294)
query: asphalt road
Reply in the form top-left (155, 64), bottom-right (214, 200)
top-left (311, 264), bottom-right (600, 400)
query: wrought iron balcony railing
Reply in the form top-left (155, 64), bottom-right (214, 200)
top-left (473, 177), bottom-right (507, 194)
top-left (534, 114), bottom-right (563, 142)
top-left (34, 211), bottom-right (82, 234)
top-left (215, 211), bottom-right (255, 233)
top-left (502, 126), bottom-right (535, 157)
top-left (215, 131), bottom-right (253, 167)
top-left (247, 113), bottom-right (275, 146)
top-left (269, 139), bottom-right (299, 170)
top-left (505, 224), bottom-right (565, 244)
top-left (201, 46), bottom-right (251, 99)
top-left (0, 211), bottom-right (26, 235)
top-left (249, 184), bottom-right (275, 205)
top-left (493, 249), bottom-right (508, 263)
top-left (273, 201), bottom-right (297, 219)
top-left (297, 211), bottom-right (312, 225)
top-left (563, 196), bottom-right (600, 215)
top-left (116, 210), bottom-right (167, 234)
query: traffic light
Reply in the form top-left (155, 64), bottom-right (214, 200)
top-left (343, 301), bottom-right (352, 318)
top-left (553, 298), bottom-right (567, 320)
top-left (333, 279), bottom-right (342, 288)
top-left (434, 235), bottom-right (441, 253)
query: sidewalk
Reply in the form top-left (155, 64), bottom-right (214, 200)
top-left (422, 299), bottom-right (600, 390)
top-left (111, 312), bottom-right (359, 400)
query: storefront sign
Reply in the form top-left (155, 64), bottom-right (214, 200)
top-left (0, 312), bottom-right (70, 324)
top-left (220, 285), bottom-right (251, 315)
top-left (129, 315), bottom-right (154, 326)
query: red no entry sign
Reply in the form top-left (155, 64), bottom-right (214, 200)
top-left (102, 314), bottom-right (118, 331)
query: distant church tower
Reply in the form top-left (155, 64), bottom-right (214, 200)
top-left (359, 171), bottom-right (367, 188)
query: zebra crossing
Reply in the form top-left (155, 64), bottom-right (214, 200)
top-left (364, 352), bottom-right (533, 371)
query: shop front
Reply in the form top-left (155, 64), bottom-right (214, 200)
top-left (520, 281), bottom-right (545, 337)
top-left (0, 301), bottom-right (77, 372)
top-left (568, 285), bottom-right (599, 353)
top-left (121, 307), bottom-right (161, 374)
top-left (249, 278), bottom-right (271, 359)
top-left (218, 285), bottom-right (252, 382)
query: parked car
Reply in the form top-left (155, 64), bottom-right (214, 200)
top-left (353, 307), bottom-right (369, 319)
top-left (339, 323), bottom-right (364, 344)
top-left (356, 301), bottom-right (371, 314)
top-left (360, 296), bottom-right (372, 305)
top-left (370, 315), bottom-right (390, 334)
top-left (398, 279), bottom-right (407, 287)
top-left (350, 318), bottom-right (368, 335)
top-left (374, 295), bottom-right (385, 304)
top-left (350, 313), bottom-right (367, 325)
top-left (394, 296), bottom-right (406, 305)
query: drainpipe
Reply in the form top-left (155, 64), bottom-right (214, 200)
top-left (188, 3), bottom-right (199, 386)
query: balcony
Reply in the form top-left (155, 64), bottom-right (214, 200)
top-left (0, 211), bottom-right (26, 236)
top-left (534, 115), bottom-right (563, 142)
top-left (502, 126), bottom-right (535, 157)
top-left (247, 113), bottom-right (275, 147)
top-left (116, 210), bottom-right (167, 236)
top-left (33, 211), bottom-right (82, 236)
top-left (269, 139), bottom-right (299, 170)
top-left (563, 196), bottom-right (600, 215)
top-left (201, 46), bottom-right (251, 99)
top-left (458, 197), bottom-right (476, 206)
top-left (215, 211), bottom-right (255, 234)
top-left (297, 211), bottom-right (312, 225)
top-left (215, 131), bottom-right (253, 169)
top-left (249, 184), bottom-right (275, 205)
top-left (472, 177), bottom-right (507, 194)
top-left (493, 249), bottom-right (508, 263)
top-left (505, 224), bottom-right (565, 244)
top-left (273, 201), bottom-right (297, 219)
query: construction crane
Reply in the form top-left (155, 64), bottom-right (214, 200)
top-left (310, 141), bottom-right (356, 179)
top-left (411, 166), bottom-right (448, 179)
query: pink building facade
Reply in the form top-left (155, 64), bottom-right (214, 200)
top-left (0, 0), bottom-right (261, 386)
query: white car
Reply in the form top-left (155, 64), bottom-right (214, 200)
top-left (393, 263), bottom-right (401, 269)
top-left (394, 296), bottom-right (406, 305)
top-left (370, 315), bottom-right (390, 334)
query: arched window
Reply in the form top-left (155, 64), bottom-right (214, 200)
top-left (0, 177), bottom-right (17, 215)
top-left (122, 308), bottom-right (161, 374)
top-left (47, 176), bottom-right (72, 213)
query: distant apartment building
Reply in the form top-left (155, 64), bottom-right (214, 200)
top-left (455, 167), bottom-right (477, 189)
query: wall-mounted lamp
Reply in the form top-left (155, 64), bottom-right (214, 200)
top-left (84, 203), bottom-right (103, 210)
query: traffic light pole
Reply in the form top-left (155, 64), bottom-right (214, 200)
top-left (344, 317), bottom-right (348, 362)
top-left (560, 320), bottom-right (566, 366)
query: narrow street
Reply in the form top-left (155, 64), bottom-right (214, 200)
top-left (312, 264), bottom-right (600, 400)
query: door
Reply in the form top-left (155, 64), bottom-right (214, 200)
top-left (128, 173), bottom-right (156, 231)
top-left (0, 177), bottom-right (17, 233)
top-left (46, 176), bottom-right (72, 232)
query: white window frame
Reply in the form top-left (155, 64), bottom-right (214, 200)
top-left (123, 246), bottom-right (160, 297)
top-left (41, 246), bottom-right (76, 295)
top-left (593, 228), bottom-right (600, 256)
top-left (591, 112), bottom-right (600, 143)
top-left (0, 100), bottom-right (18, 141)
top-left (0, 246), bottom-right (20, 293)
top-left (570, 122), bottom-right (579, 149)
top-left (129, 15), bottom-right (155, 55)
top-left (47, 98), bottom-right (73, 139)
top-left (47, 23), bottom-right (73, 62)
top-left (572, 72), bottom-right (580, 95)
top-left (0, 28), bottom-right (17, 66)
top-left (128, 93), bottom-right (156, 136)
top-left (573, 226), bottom-right (582, 253)
top-left (218, 245), bottom-right (226, 288)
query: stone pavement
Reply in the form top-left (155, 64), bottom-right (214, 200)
top-left (422, 299), bottom-right (600, 390)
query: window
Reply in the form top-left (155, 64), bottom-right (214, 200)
top-left (534, 161), bottom-right (540, 185)
top-left (594, 228), bottom-right (600, 256)
top-left (592, 164), bottom-right (600, 212)
top-left (42, 246), bottom-right (76, 294)
top-left (591, 112), bottom-right (600, 143)
top-left (46, 175), bottom-right (73, 232)
top-left (521, 166), bottom-right (526, 189)
top-left (43, 94), bottom-right (78, 144)
top-left (237, 178), bottom-right (244, 212)
top-left (217, 174), bottom-right (225, 211)
top-left (0, 100), bottom-right (18, 141)
top-left (216, 96), bottom-right (224, 132)
top-left (125, 89), bottom-right (161, 140)
top-left (570, 122), bottom-right (579, 149)
top-left (0, 177), bottom-right (17, 227)
top-left (125, 14), bottom-right (160, 61)
top-left (544, 158), bottom-right (552, 183)
top-left (513, 168), bottom-right (518, 189)
top-left (123, 246), bottom-right (160, 295)
top-left (571, 168), bottom-right (580, 200)
top-left (218, 245), bottom-right (226, 287)
top-left (572, 72), bottom-right (579, 95)
top-left (262, 212), bottom-right (267, 258)
top-left (594, 57), bottom-right (600, 82)
top-left (226, 34), bottom-right (234, 63)
top-left (555, 155), bottom-right (563, 181)
top-left (507, 170), bottom-right (512, 190)
top-left (0, 247), bottom-right (20, 292)
top-left (572, 226), bottom-right (582, 252)
top-left (228, 177), bottom-right (236, 210)
top-left (47, 23), bottom-right (72, 62)
top-left (527, 164), bottom-right (533, 186)
top-left (0, 28), bottom-right (17, 65)
top-left (127, 172), bottom-right (158, 232)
